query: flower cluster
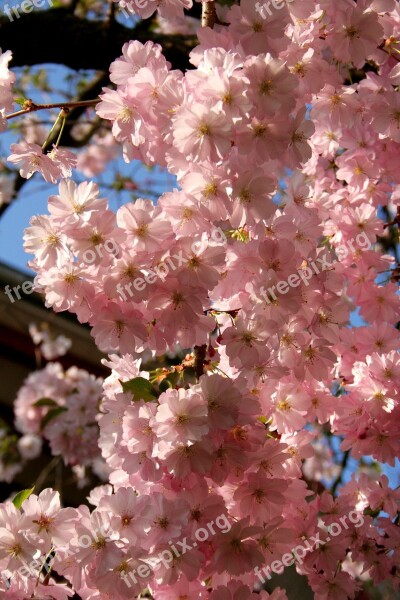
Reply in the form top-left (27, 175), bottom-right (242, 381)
top-left (7, 140), bottom-right (77, 183)
top-left (29, 322), bottom-right (72, 361)
top-left (14, 362), bottom-right (103, 467)
top-left (24, 177), bottom-right (228, 354)
top-left (332, 351), bottom-right (400, 465)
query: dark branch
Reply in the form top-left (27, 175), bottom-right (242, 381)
top-left (57, 72), bottom-right (109, 148)
top-left (0, 8), bottom-right (197, 72)
top-left (331, 449), bottom-right (350, 496)
top-left (193, 344), bottom-right (207, 380)
top-left (202, 1), bottom-right (217, 28)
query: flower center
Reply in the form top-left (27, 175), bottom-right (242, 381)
top-left (259, 80), bottom-right (273, 95)
top-left (277, 399), bottom-right (291, 411)
top-left (156, 517), bottom-right (169, 529)
top-left (198, 123), bottom-right (211, 137)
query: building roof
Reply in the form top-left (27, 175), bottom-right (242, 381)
top-left (0, 261), bottom-right (108, 504)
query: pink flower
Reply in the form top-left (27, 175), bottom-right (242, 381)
top-left (7, 141), bottom-right (63, 183)
top-left (175, 234), bottom-right (226, 288)
top-left (116, 199), bottom-right (173, 252)
top-left (0, 49), bottom-right (15, 88)
top-left (244, 54), bottom-right (297, 116)
top-left (96, 87), bottom-right (145, 143)
top-left (17, 433), bottom-right (42, 459)
top-left (329, 7), bottom-right (383, 68)
top-left (210, 518), bottom-right (264, 575)
top-left (47, 145), bottom-right (77, 178)
top-left (287, 107), bottom-right (315, 166)
top-left (109, 41), bottom-right (165, 85)
top-left (233, 473), bottom-right (289, 522)
top-left (359, 283), bottom-right (400, 323)
top-left (308, 571), bottom-right (360, 600)
top-left (143, 492), bottom-right (188, 546)
top-left (221, 315), bottom-right (277, 369)
top-left (0, 503), bottom-right (37, 573)
top-left (296, 338), bottom-right (337, 381)
top-left (371, 91), bottom-right (400, 142)
top-left (90, 302), bottom-right (148, 354)
top-left (230, 169), bottom-right (275, 227)
top-left (199, 374), bottom-right (241, 430)
top-left (36, 263), bottom-right (94, 319)
top-left (20, 489), bottom-right (77, 549)
top-left (367, 475), bottom-right (400, 519)
top-left (24, 215), bottom-right (70, 268)
top-left (172, 103), bottom-right (231, 163)
top-left (29, 323), bottom-right (72, 360)
top-left (99, 487), bottom-right (151, 542)
top-left (122, 401), bottom-right (157, 456)
top-left (48, 179), bottom-right (108, 225)
top-left (311, 85), bottom-right (360, 128)
top-left (265, 383), bottom-right (310, 433)
top-left (151, 387), bottom-right (208, 444)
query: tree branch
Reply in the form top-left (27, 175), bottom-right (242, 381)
top-left (54, 72), bottom-right (110, 149)
top-left (193, 344), bottom-right (207, 380)
top-left (331, 449), bottom-right (350, 496)
top-left (202, 1), bottom-right (217, 28)
top-left (6, 99), bottom-right (99, 121)
top-left (0, 7), bottom-right (196, 72)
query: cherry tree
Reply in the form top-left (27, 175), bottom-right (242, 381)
top-left (0, 0), bottom-right (399, 598)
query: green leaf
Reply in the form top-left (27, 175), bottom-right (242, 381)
top-left (33, 398), bottom-right (58, 408)
top-left (40, 407), bottom-right (68, 430)
top-left (120, 377), bottom-right (158, 402)
top-left (12, 486), bottom-right (35, 509)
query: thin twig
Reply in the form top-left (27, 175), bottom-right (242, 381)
top-left (6, 99), bottom-right (99, 121)
top-left (34, 456), bottom-right (61, 492)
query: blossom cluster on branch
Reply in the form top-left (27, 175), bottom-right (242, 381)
top-left (14, 361), bottom-right (104, 468)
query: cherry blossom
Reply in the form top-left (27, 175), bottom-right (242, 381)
top-left (1, 0), bottom-right (400, 598)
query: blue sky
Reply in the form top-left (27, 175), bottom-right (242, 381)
top-left (0, 162), bottom-right (174, 274)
